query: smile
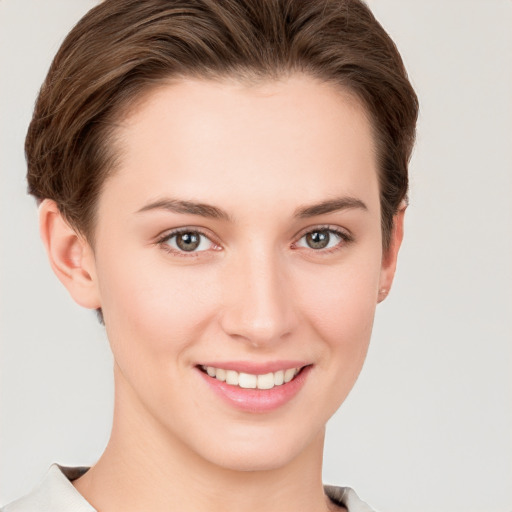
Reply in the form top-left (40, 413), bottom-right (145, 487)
top-left (197, 362), bottom-right (312, 412)
top-left (200, 365), bottom-right (302, 389)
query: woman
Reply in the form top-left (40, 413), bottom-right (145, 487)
top-left (2, 1), bottom-right (417, 511)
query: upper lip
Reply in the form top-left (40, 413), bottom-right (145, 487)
top-left (197, 361), bottom-right (309, 374)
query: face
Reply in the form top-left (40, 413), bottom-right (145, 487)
top-left (86, 75), bottom-right (395, 471)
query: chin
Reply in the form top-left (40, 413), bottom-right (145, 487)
top-left (189, 423), bottom-right (324, 473)
top-left (206, 448), bottom-right (297, 473)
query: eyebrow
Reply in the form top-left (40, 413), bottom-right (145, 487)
top-left (136, 199), bottom-right (231, 220)
top-left (293, 197), bottom-right (368, 218)
top-left (136, 196), bottom-right (367, 220)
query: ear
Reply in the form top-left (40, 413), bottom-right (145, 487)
top-left (377, 203), bottom-right (406, 303)
top-left (39, 199), bottom-right (101, 309)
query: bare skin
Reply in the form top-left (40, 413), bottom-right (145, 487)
top-left (40, 74), bottom-right (403, 512)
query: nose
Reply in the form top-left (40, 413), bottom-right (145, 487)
top-left (219, 247), bottom-right (298, 348)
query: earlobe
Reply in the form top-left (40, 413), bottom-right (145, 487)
top-left (378, 203), bottom-right (406, 303)
top-left (39, 199), bottom-right (101, 310)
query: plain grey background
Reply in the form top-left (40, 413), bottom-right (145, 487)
top-left (1, 1), bottom-right (511, 511)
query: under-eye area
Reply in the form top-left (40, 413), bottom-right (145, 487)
top-left (198, 365), bottom-right (309, 390)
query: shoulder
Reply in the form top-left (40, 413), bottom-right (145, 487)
top-left (324, 485), bottom-right (377, 512)
top-left (1, 465), bottom-right (94, 512)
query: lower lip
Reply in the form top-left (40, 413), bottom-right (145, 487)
top-left (197, 366), bottom-right (312, 413)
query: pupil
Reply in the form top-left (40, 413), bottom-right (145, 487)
top-left (177, 232), bottom-right (200, 251)
top-left (306, 230), bottom-right (329, 249)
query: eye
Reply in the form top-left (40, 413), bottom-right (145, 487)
top-left (158, 229), bottom-right (218, 254)
top-left (295, 228), bottom-right (349, 251)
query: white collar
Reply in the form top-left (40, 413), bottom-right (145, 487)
top-left (3, 465), bottom-right (94, 512)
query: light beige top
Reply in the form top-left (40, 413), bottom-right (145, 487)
top-left (2, 464), bottom-right (376, 512)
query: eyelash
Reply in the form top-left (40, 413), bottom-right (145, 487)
top-left (292, 225), bottom-right (353, 255)
top-left (156, 227), bottom-right (220, 258)
top-left (155, 225), bottom-right (353, 257)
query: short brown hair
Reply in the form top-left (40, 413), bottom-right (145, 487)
top-left (26, 0), bottom-right (418, 249)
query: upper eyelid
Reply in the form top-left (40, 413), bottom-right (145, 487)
top-left (291, 226), bottom-right (353, 254)
top-left (155, 227), bottom-right (219, 254)
top-left (156, 226), bottom-right (216, 242)
top-left (293, 224), bottom-right (352, 241)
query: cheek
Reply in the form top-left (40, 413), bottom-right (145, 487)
top-left (295, 250), bottom-right (382, 364)
top-left (95, 250), bottom-right (218, 365)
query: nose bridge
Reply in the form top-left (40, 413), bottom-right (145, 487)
top-left (220, 244), bottom-right (296, 346)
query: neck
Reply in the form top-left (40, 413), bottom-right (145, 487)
top-left (73, 369), bottom-right (335, 512)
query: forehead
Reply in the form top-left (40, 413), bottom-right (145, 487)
top-left (103, 74), bottom-right (379, 217)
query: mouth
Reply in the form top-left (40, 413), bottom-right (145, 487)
top-left (198, 364), bottom-right (304, 390)
top-left (196, 362), bottom-right (311, 412)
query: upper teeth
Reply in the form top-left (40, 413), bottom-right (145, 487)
top-left (202, 366), bottom-right (301, 389)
